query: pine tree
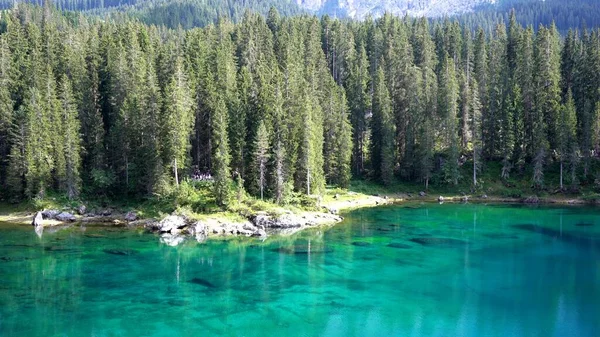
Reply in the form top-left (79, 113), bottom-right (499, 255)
top-left (557, 90), bottom-right (578, 188)
top-left (161, 56), bottom-right (194, 187)
top-left (24, 87), bottom-right (54, 198)
top-left (371, 66), bottom-right (396, 185)
top-left (57, 76), bottom-right (82, 199)
top-left (0, 36), bottom-right (13, 191)
top-left (438, 54), bottom-right (460, 185)
top-left (253, 120), bottom-right (269, 200)
top-left (347, 42), bottom-right (370, 176)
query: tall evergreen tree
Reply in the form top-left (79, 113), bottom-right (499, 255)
top-left (212, 97), bottom-right (232, 206)
top-left (161, 56), bottom-right (193, 187)
top-left (371, 66), bottom-right (396, 185)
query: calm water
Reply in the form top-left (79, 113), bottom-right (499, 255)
top-left (1, 203), bottom-right (599, 337)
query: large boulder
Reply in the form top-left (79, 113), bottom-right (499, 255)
top-left (32, 212), bottom-right (44, 227)
top-left (41, 209), bottom-right (60, 220)
top-left (150, 215), bottom-right (188, 233)
top-left (252, 213), bottom-right (303, 229)
top-left (55, 212), bottom-right (76, 222)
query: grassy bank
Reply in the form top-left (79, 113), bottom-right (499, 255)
top-left (0, 180), bottom-right (388, 226)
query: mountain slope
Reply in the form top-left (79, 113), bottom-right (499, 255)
top-left (296, 0), bottom-right (498, 18)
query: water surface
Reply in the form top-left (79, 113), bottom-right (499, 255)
top-left (1, 203), bottom-right (599, 336)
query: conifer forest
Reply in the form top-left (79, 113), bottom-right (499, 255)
top-left (1, 3), bottom-right (600, 205)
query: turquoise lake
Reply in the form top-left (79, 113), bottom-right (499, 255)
top-left (1, 203), bottom-right (599, 336)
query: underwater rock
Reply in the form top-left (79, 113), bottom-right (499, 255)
top-left (189, 278), bottom-right (217, 288)
top-left (409, 237), bottom-right (467, 246)
top-left (84, 234), bottom-right (107, 239)
top-left (32, 212), bottom-right (43, 227)
top-left (513, 224), bottom-right (600, 250)
top-left (387, 242), bottom-right (411, 249)
top-left (351, 241), bottom-right (371, 247)
top-left (103, 249), bottom-right (137, 256)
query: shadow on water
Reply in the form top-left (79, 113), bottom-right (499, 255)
top-left (513, 224), bottom-right (600, 250)
top-left (387, 242), bottom-right (412, 249)
top-left (409, 237), bottom-right (467, 247)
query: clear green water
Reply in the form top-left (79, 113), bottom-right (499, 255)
top-left (1, 203), bottom-right (599, 337)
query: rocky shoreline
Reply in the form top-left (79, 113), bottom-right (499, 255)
top-left (19, 191), bottom-right (594, 245)
top-left (28, 206), bottom-right (346, 246)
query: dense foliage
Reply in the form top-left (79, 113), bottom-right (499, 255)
top-left (1, 4), bottom-right (600, 206)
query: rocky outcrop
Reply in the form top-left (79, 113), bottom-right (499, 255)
top-left (124, 211), bottom-right (137, 222)
top-left (42, 209), bottom-right (60, 220)
top-left (523, 195), bottom-right (540, 204)
top-left (55, 212), bottom-right (76, 222)
top-left (149, 215), bottom-right (187, 233)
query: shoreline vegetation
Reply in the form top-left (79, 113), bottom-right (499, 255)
top-left (2, 178), bottom-right (599, 245)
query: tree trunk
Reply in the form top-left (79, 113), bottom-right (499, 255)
top-left (174, 158), bottom-right (179, 187)
top-left (559, 160), bottom-right (563, 190)
top-left (473, 146), bottom-right (477, 187)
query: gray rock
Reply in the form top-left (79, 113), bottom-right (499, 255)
top-left (99, 209), bottom-right (112, 216)
top-left (419, 191), bottom-right (426, 197)
top-left (438, 196), bottom-right (445, 202)
top-left (55, 212), bottom-right (76, 222)
top-left (481, 194), bottom-right (488, 199)
top-left (253, 225), bottom-right (267, 238)
top-left (32, 212), bottom-right (44, 227)
top-left (42, 209), bottom-right (60, 220)
top-left (461, 196), bottom-right (469, 203)
top-left (153, 215), bottom-right (188, 233)
top-left (523, 195), bottom-right (540, 204)
top-left (77, 205), bottom-right (87, 215)
top-left (124, 211), bottom-right (137, 222)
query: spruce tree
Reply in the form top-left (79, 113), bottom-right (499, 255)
top-left (161, 56), bottom-right (194, 187)
top-left (212, 97), bottom-right (232, 206)
top-left (438, 54), bottom-right (460, 185)
top-left (253, 120), bottom-right (269, 200)
top-left (57, 76), bottom-right (82, 199)
top-left (371, 66), bottom-right (396, 186)
top-left (557, 90), bottom-right (578, 188)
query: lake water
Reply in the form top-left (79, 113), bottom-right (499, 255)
top-left (0, 203), bottom-right (599, 336)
